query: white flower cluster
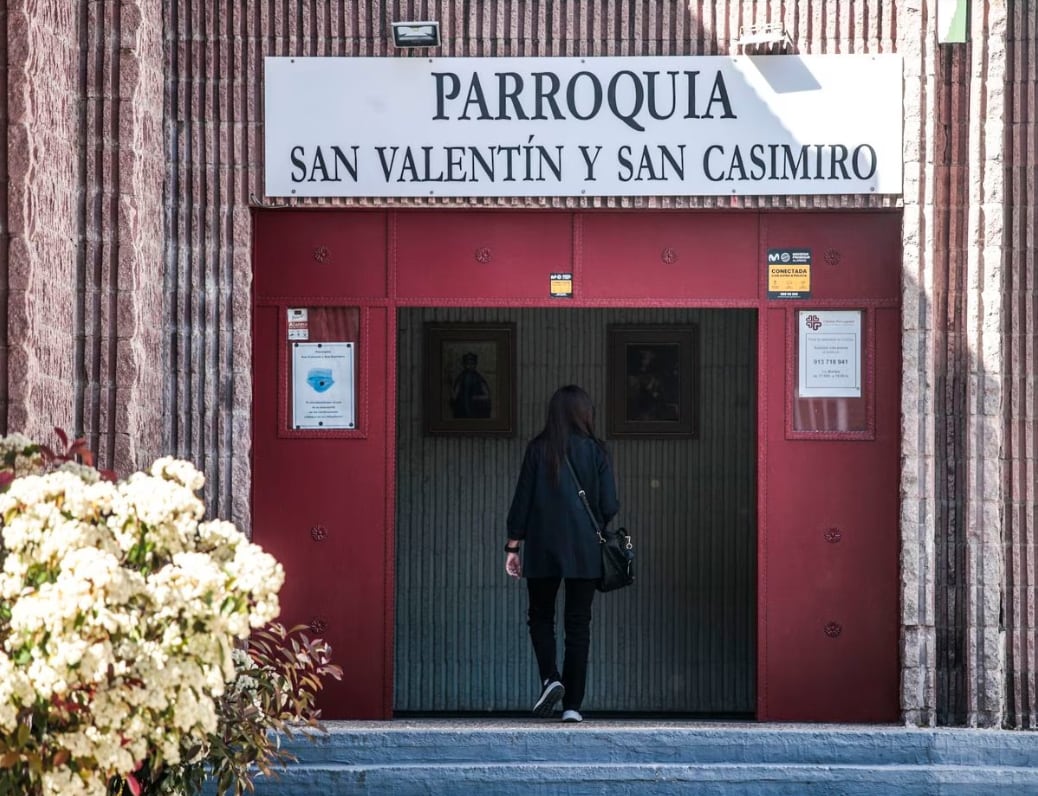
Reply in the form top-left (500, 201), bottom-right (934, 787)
top-left (0, 454), bottom-right (284, 795)
top-left (0, 433), bottom-right (44, 478)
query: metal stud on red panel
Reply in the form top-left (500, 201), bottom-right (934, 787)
top-left (313, 245), bottom-right (329, 263)
top-left (824, 528), bottom-right (842, 543)
top-left (310, 618), bottom-right (328, 634)
top-left (474, 247), bottom-right (492, 263)
top-left (661, 247), bottom-right (678, 264)
top-left (824, 622), bottom-right (843, 638)
top-left (310, 525), bottom-right (328, 542)
top-left (823, 248), bottom-right (841, 266)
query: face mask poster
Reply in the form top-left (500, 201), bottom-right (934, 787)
top-left (263, 54), bottom-right (902, 198)
top-left (292, 342), bottom-right (356, 429)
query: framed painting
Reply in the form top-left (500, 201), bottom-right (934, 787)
top-left (423, 322), bottom-right (516, 436)
top-left (607, 324), bottom-right (697, 439)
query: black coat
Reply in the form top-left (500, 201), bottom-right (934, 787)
top-left (506, 433), bottom-right (620, 579)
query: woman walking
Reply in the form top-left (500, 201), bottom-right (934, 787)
top-left (504, 385), bottom-right (620, 723)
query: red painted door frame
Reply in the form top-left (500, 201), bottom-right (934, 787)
top-left (251, 208), bottom-right (901, 721)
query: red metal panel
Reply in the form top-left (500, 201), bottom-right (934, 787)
top-left (252, 209), bottom-right (388, 299)
top-left (763, 212), bottom-right (901, 302)
top-left (759, 213), bottom-right (901, 721)
top-left (395, 211), bottom-right (572, 300)
top-left (252, 267), bottom-right (393, 716)
top-left (582, 212), bottom-right (758, 301)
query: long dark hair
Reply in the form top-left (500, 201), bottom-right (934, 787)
top-left (535, 385), bottom-right (601, 483)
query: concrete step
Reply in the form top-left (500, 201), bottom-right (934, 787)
top-left (249, 721), bottom-right (1038, 795)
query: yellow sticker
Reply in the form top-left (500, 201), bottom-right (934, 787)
top-left (550, 272), bottom-right (573, 298)
top-left (769, 264), bottom-right (810, 291)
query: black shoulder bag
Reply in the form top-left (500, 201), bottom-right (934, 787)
top-left (564, 456), bottom-right (634, 592)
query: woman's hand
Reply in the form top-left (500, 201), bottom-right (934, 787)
top-left (505, 552), bottom-right (521, 578)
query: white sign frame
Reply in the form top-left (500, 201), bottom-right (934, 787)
top-left (798, 310), bottom-right (862, 398)
top-left (264, 55), bottom-right (903, 198)
top-left (291, 342), bottom-right (356, 429)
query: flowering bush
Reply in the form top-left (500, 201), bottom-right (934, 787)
top-left (0, 431), bottom-right (334, 796)
top-left (147, 623), bottom-right (341, 796)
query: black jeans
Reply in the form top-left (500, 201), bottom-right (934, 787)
top-left (526, 577), bottom-right (597, 711)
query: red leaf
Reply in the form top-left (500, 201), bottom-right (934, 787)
top-left (126, 774), bottom-right (142, 796)
top-left (54, 427), bottom-right (69, 449)
top-left (99, 468), bottom-right (118, 482)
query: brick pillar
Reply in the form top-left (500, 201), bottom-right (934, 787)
top-left (5, 1), bottom-right (164, 474)
top-left (111, 0), bottom-right (165, 471)
top-left (1002, 3), bottom-right (1037, 730)
top-left (962, 0), bottom-right (1008, 728)
top-left (899, 0), bottom-right (940, 727)
top-left (5, 3), bottom-right (80, 441)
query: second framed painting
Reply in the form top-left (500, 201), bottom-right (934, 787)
top-left (606, 324), bottom-right (697, 439)
top-left (423, 322), bottom-right (516, 436)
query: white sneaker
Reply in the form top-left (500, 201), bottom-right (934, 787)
top-left (561, 709), bottom-right (583, 723)
top-left (533, 680), bottom-right (564, 717)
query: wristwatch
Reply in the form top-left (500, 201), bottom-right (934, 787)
top-left (504, 543), bottom-right (521, 553)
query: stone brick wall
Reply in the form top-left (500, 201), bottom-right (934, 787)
top-left (5, 2), bottom-right (80, 441)
top-left (898, 0), bottom-right (1021, 730)
top-left (163, 3), bottom-right (257, 527)
top-left (961, 0), bottom-right (1008, 729)
top-left (3, 0), bottom-right (164, 473)
top-left (111, 1), bottom-right (165, 472)
top-left (1004, 3), bottom-right (1038, 730)
top-left (0, 4), bottom-right (8, 435)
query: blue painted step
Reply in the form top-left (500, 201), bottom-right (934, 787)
top-left (249, 721), bottom-right (1038, 795)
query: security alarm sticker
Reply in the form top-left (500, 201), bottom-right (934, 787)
top-left (550, 273), bottom-right (573, 298)
top-left (291, 342), bottom-right (356, 429)
top-left (287, 308), bottom-right (309, 340)
top-left (798, 310), bottom-right (861, 398)
top-left (767, 249), bottom-right (812, 299)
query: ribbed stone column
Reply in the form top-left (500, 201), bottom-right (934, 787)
top-left (898, 0), bottom-right (940, 727)
top-left (4, 2), bottom-right (80, 442)
top-left (3, 0), bottom-right (164, 475)
top-left (1003, 2), bottom-right (1038, 730)
top-left (962, 0), bottom-right (1008, 729)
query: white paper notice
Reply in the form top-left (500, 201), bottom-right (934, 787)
top-left (798, 311), bottom-right (862, 398)
top-left (287, 308), bottom-right (309, 340)
top-left (291, 342), bottom-right (355, 429)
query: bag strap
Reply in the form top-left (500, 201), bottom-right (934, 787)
top-left (564, 455), bottom-right (605, 544)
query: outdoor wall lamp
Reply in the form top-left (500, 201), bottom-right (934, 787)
top-left (736, 23), bottom-right (793, 55)
top-left (392, 21), bottom-right (440, 48)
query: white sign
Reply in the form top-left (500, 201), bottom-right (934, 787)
top-left (798, 311), bottom-right (862, 398)
top-left (291, 342), bottom-right (356, 429)
top-left (264, 55), bottom-right (903, 198)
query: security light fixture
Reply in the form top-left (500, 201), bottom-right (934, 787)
top-left (392, 21), bottom-right (440, 48)
top-left (736, 23), bottom-right (794, 55)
